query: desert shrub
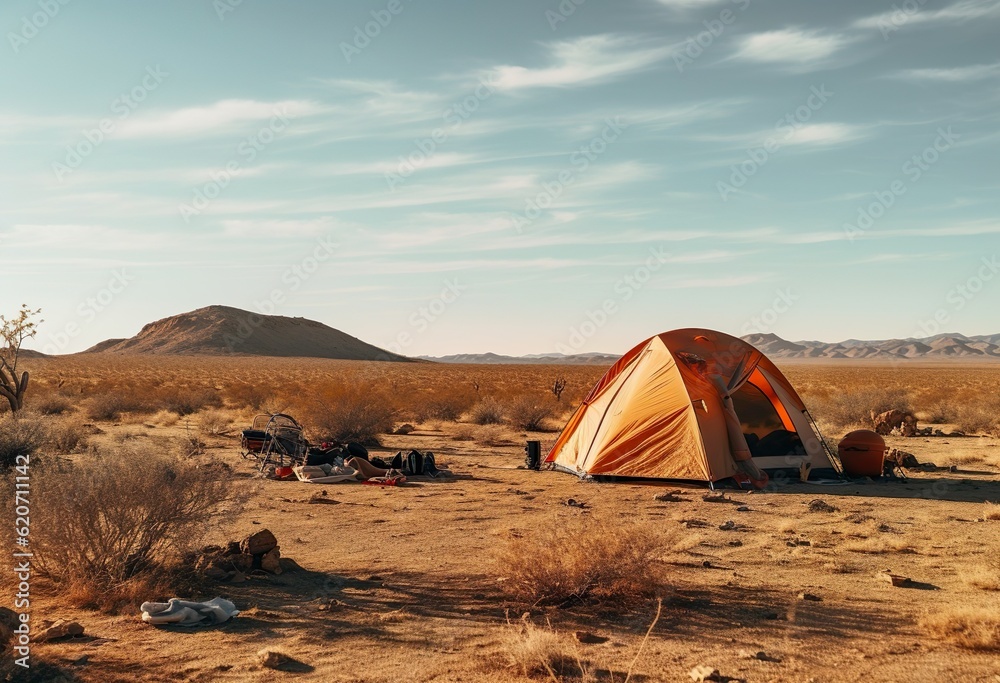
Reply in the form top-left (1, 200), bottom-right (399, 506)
top-left (35, 394), bottom-right (73, 416)
top-left (809, 385), bottom-right (912, 430)
top-left (221, 380), bottom-right (272, 411)
top-left (86, 392), bottom-right (154, 421)
top-left (506, 395), bottom-right (553, 431)
top-left (984, 502), bottom-right (1000, 521)
top-left (4, 446), bottom-right (235, 611)
top-left (45, 419), bottom-right (88, 453)
top-left (469, 397), bottom-right (505, 425)
top-left (922, 609), bottom-right (1000, 650)
top-left (953, 399), bottom-right (1000, 436)
top-left (297, 386), bottom-right (397, 444)
top-left (198, 409), bottom-right (232, 436)
top-left (501, 619), bottom-right (583, 679)
top-left (497, 520), bottom-right (662, 606)
top-left (415, 390), bottom-right (477, 422)
top-left (0, 413), bottom-right (46, 469)
top-left (160, 387), bottom-right (223, 416)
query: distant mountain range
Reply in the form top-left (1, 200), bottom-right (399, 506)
top-left (742, 332), bottom-right (1000, 359)
top-left (424, 332), bottom-right (1000, 364)
top-left (83, 305), bottom-right (409, 361)
top-left (416, 351), bottom-right (622, 365)
top-left (24, 304), bottom-right (998, 363)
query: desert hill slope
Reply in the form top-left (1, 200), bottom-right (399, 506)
top-left (85, 305), bottom-right (409, 361)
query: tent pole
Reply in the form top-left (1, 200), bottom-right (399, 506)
top-left (804, 409), bottom-right (843, 476)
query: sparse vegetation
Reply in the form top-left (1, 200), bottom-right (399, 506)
top-left (470, 396), bottom-right (506, 425)
top-left (295, 384), bottom-right (397, 444)
top-left (921, 609), bottom-right (1000, 650)
top-left (506, 394), bottom-right (553, 431)
top-left (6, 446), bottom-right (237, 612)
top-left (497, 519), bottom-right (663, 606)
top-left (0, 412), bottom-right (46, 469)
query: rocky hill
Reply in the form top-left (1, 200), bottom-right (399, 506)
top-left (85, 305), bottom-right (409, 361)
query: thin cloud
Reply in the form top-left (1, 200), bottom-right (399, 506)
top-left (733, 28), bottom-right (852, 66)
top-left (895, 62), bottom-right (1000, 82)
top-left (490, 34), bottom-right (673, 90)
top-left (116, 99), bottom-right (323, 139)
top-left (854, 0), bottom-right (1000, 29)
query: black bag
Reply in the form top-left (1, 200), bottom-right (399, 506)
top-left (406, 450), bottom-right (425, 475)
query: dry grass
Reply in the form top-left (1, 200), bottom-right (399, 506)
top-left (983, 502), bottom-right (1000, 520)
top-left (470, 397), bottom-right (506, 425)
top-left (496, 519), bottom-right (663, 607)
top-left (921, 609), bottom-right (1000, 650)
top-left (963, 563), bottom-right (1000, 591)
top-left (501, 619), bottom-right (585, 680)
top-left (506, 394), bottom-right (554, 431)
top-left (0, 412), bottom-right (46, 469)
top-left (292, 384), bottom-right (397, 444)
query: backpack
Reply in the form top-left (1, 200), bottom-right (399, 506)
top-left (389, 450), bottom-right (435, 476)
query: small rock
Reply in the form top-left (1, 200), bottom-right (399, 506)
top-left (689, 665), bottom-right (721, 682)
top-left (566, 498), bottom-right (587, 509)
top-left (798, 592), bottom-right (822, 602)
top-left (204, 566), bottom-right (229, 581)
top-left (728, 540), bottom-right (743, 547)
top-left (36, 620), bottom-right (84, 643)
top-left (308, 493), bottom-right (340, 505)
top-left (261, 547), bottom-right (282, 575)
top-left (738, 649), bottom-right (770, 661)
top-left (719, 520), bottom-right (736, 531)
top-left (241, 529), bottom-right (278, 556)
top-left (808, 499), bottom-right (838, 513)
top-left (653, 490), bottom-right (683, 502)
top-left (878, 571), bottom-right (912, 587)
top-left (257, 649), bottom-right (291, 669)
top-left (394, 423), bottom-right (415, 435)
top-left (574, 631), bottom-right (609, 644)
top-left (736, 506), bottom-right (750, 512)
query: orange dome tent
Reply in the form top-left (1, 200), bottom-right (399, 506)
top-left (546, 329), bottom-right (840, 485)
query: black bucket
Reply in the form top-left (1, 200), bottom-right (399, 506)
top-left (525, 440), bottom-right (541, 470)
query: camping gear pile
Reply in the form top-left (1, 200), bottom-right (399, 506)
top-left (241, 413), bottom-right (308, 471)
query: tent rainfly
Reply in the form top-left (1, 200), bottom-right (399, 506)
top-left (546, 329), bottom-right (839, 486)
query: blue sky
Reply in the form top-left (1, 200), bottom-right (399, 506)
top-left (3, 0), bottom-right (998, 356)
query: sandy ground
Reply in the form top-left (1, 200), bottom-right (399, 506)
top-left (15, 417), bottom-right (1000, 683)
